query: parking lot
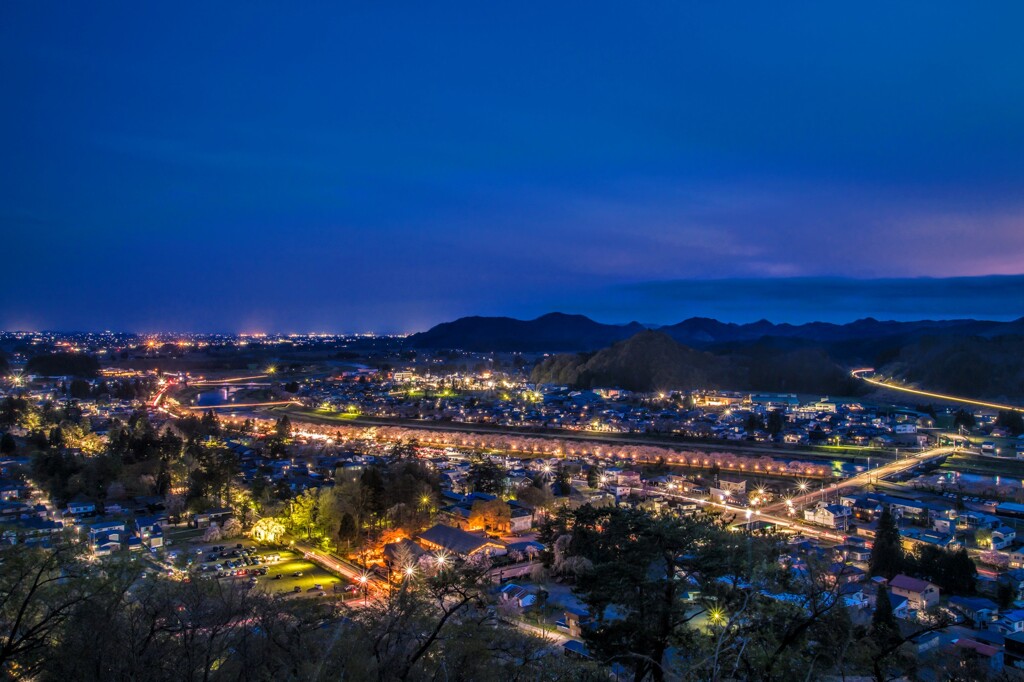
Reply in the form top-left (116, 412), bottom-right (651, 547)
top-left (189, 540), bottom-right (349, 597)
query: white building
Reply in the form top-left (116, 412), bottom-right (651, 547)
top-left (803, 502), bottom-right (852, 530)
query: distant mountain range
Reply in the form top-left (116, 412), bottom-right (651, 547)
top-left (409, 312), bottom-right (1024, 399)
top-left (409, 312), bottom-right (1024, 353)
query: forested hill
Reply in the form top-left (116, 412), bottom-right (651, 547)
top-left (530, 330), bottom-right (862, 395)
top-left (407, 312), bottom-right (645, 352)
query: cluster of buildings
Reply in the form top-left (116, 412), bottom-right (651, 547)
top-left (295, 369), bottom-right (946, 449)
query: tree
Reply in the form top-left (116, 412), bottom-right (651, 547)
top-left (200, 410), bottom-right (221, 437)
top-left (569, 506), bottom-right (736, 682)
top-left (0, 433), bottom-right (15, 455)
top-left (468, 457), bottom-right (506, 495)
top-left (975, 527), bottom-right (993, 549)
top-left (766, 410), bottom-right (785, 437)
top-left (222, 517), bottom-right (243, 538)
top-left (275, 415), bottom-right (292, 440)
top-left (469, 499), bottom-right (511, 533)
top-left (996, 410), bottom-right (1024, 436)
top-left (871, 585), bottom-right (899, 645)
top-left (870, 507), bottom-right (904, 579)
top-left (586, 465), bottom-right (601, 489)
top-left (202, 523), bottom-right (223, 543)
top-left (551, 465), bottom-right (572, 497)
top-left (338, 512), bottom-right (359, 549)
top-left (68, 379), bottom-right (91, 400)
top-left (953, 409), bottom-right (976, 431)
top-left (0, 544), bottom-right (96, 678)
top-left (517, 484), bottom-right (554, 511)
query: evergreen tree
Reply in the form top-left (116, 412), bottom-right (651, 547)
top-left (200, 410), bottom-right (221, 437)
top-left (552, 464), bottom-right (572, 496)
top-left (871, 585), bottom-right (899, 645)
top-left (468, 457), bottom-right (506, 495)
top-left (0, 432), bottom-right (15, 455)
top-left (275, 415), bottom-right (292, 439)
top-left (953, 409), bottom-right (976, 430)
top-left (870, 507), bottom-right (904, 579)
top-left (338, 512), bottom-right (358, 548)
top-left (586, 465), bottom-right (601, 488)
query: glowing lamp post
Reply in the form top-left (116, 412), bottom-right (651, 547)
top-left (358, 573), bottom-right (369, 605)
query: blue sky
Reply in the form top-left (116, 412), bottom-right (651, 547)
top-left (2, 3), bottom-right (1023, 332)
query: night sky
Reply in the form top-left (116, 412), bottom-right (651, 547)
top-left (2, 3), bottom-right (1024, 333)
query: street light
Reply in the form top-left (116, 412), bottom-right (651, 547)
top-left (358, 573), bottom-right (369, 605)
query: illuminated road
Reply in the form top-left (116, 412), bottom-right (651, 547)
top-left (851, 368), bottom-right (1024, 413)
top-left (761, 445), bottom-right (954, 514)
top-left (644, 445), bottom-right (954, 541)
top-left (653, 488), bottom-right (848, 542)
top-left (191, 374), bottom-right (272, 385)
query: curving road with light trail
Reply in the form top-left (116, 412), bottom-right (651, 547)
top-left (851, 368), bottom-right (1024, 413)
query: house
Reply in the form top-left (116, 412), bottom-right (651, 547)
top-left (498, 583), bottom-right (536, 609)
top-left (66, 498), bottom-right (96, 517)
top-left (839, 583), bottom-right (870, 610)
top-left (191, 506), bottom-right (233, 528)
top-left (990, 609), bottom-right (1024, 635)
top-left (992, 526), bottom-right (1016, 550)
top-left (557, 607), bottom-right (591, 638)
top-left (0, 482), bottom-right (28, 501)
top-left (417, 524), bottom-right (507, 558)
top-left (382, 538), bottom-right (426, 568)
top-left (912, 630), bottom-right (943, 658)
top-left (885, 591), bottom-right (910, 620)
top-left (508, 505), bottom-right (534, 534)
top-left (803, 503), bottom-right (852, 530)
top-left (889, 574), bottom-right (940, 612)
top-left (950, 596), bottom-right (999, 627)
top-left (88, 520), bottom-right (126, 545)
top-left (900, 527), bottom-right (961, 551)
top-left (562, 639), bottom-right (591, 660)
top-left (949, 637), bottom-right (1004, 674)
top-left (1, 517), bottom-right (64, 544)
top-left (1004, 630), bottom-right (1024, 670)
top-left (835, 543), bottom-right (871, 563)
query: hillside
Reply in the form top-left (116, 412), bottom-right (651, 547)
top-left (878, 335), bottom-right (1024, 403)
top-left (531, 330), bottom-right (861, 395)
top-left (530, 330), bottom-right (734, 392)
top-left (408, 312), bottom-right (645, 352)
